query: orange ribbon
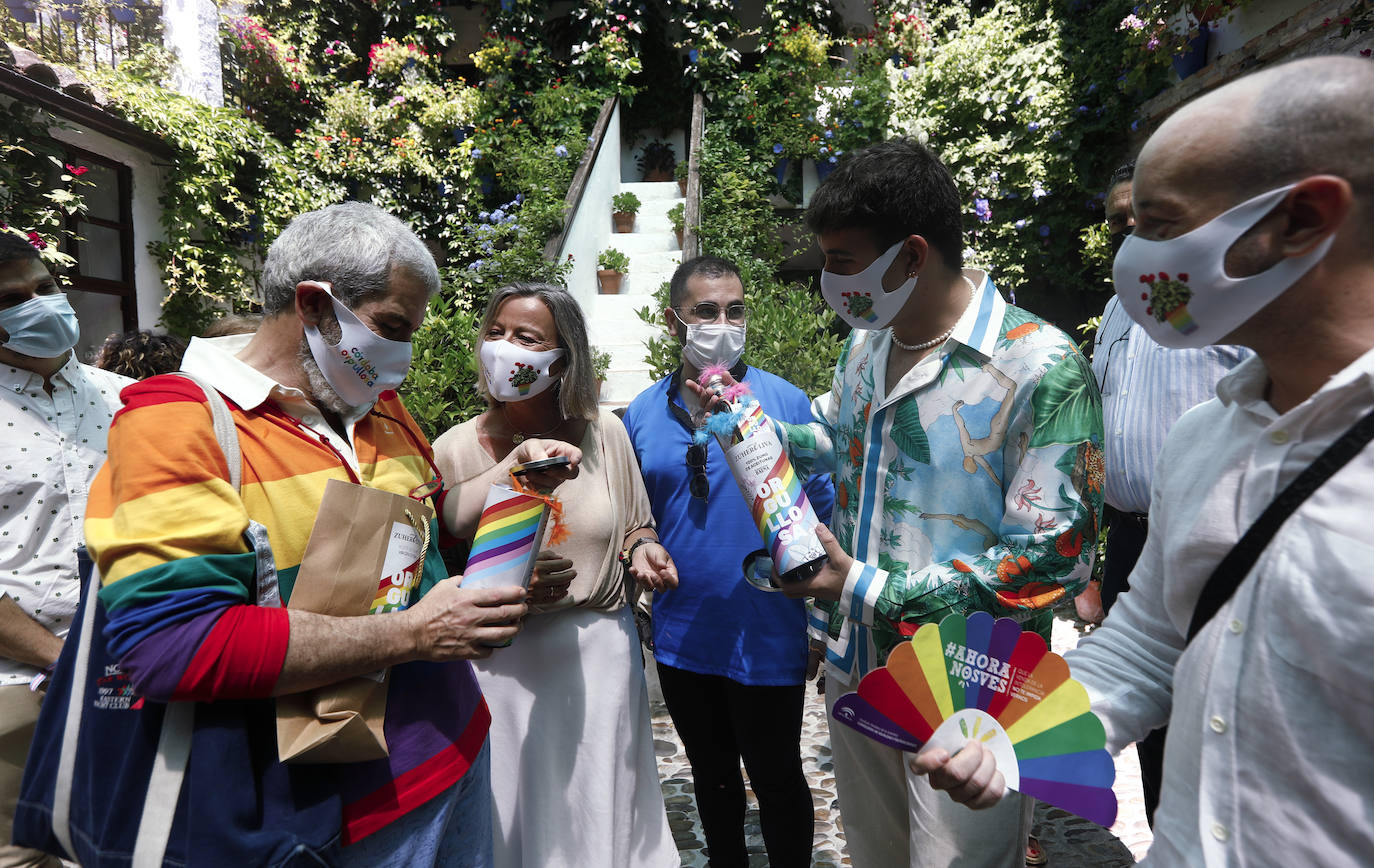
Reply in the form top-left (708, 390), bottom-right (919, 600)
top-left (509, 470), bottom-right (570, 546)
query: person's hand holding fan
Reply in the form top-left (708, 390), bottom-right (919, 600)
top-left (831, 611), bottom-right (1118, 827)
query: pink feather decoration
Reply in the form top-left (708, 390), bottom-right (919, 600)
top-left (721, 381), bottom-right (752, 402)
top-left (700, 364), bottom-right (731, 382)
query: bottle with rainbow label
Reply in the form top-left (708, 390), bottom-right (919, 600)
top-left (700, 369), bottom-right (827, 587)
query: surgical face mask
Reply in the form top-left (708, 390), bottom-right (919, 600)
top-left (302, 287), bottom-right (413, 409)
top-left (0, 293), bottom-right (81, 359)
top-left (676, 311), bottom-right (746, 371)
top-left (480, 338), bottom-right (566, 403)
top-left (820, 239), bottom-right (919, 330)
top-left (1112, 184), bottom-right (1335, 348)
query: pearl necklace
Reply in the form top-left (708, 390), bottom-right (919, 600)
top-left (888, 275), bottom-right (978, 353)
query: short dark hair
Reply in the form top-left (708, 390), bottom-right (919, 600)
top-left (1108, 161), bottom-right (1135, 193)
top-left (669, 256), bottom-right (743, 309)
top-left (805, 138), bottom-right (964, 269)
top-left (0, 232), bottom-right (44, 268)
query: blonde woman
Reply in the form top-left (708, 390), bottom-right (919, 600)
top-left (434, 283), bottom-right (678, 868)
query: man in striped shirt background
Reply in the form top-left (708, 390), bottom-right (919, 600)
top-left (1086, 162), bottom-right (1250, 827)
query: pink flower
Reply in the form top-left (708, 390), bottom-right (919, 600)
top-left (64, 163), bottom-right (88, 176)
top-left (26, 231), bottom-right (46, 250)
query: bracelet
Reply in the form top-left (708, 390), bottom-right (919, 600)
top-left (618, 536), bottom-right (659, 570)
top-left (29, 662), bottom-right (55, 694)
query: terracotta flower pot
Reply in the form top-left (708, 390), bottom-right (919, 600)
top-left (644, 169), bottom-right (673, 182)
top-left (674, 228), bottom-right (684, 248)
top-left (612, 211), bottom-right (635, 233)
top-left (597, 269), bottom-right (624, 294)
top-left (677, 178), bottom-right (688, 197)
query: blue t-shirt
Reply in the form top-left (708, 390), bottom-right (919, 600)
top-left (622, 365), bottom-right (834, 685)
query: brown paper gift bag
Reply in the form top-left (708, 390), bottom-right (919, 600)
top-left (276, 478), bottom-right (434, 764)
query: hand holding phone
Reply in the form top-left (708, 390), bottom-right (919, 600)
top-left (509, 440), bottom-right (581, 490)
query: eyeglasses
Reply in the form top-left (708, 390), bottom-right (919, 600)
top-left (686, 442), bottom-right (709, 500)
top-left (675, 302), bottom-right (748, 324)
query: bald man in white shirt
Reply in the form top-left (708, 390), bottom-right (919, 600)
top-left (910, 55), bottom-right (1374, 866)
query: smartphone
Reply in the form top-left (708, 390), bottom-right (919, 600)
top-left (510, 455), bottom-right (571, 476)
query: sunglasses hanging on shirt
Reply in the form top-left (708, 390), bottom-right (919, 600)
top-left (686, 442), bottom-right (709, 500)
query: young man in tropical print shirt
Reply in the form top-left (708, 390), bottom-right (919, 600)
top-left (735, 139), bottom-right (1104, 867)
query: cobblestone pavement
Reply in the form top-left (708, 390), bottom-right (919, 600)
top-left (650, 612), bottom-right (1152, 866)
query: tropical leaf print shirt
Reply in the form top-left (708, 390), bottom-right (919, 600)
top-left (777, 273), bottom-right (1104, 681)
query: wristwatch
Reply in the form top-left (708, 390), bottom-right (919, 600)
top-left (618, 536), bottom-right (658, 570)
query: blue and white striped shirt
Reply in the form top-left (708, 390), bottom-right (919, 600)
top-left (1091, 297), bottom-right (1250, 514)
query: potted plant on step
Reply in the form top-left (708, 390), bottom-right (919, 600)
top-left (592, 347), bottom-right (611, 398)
top-left (674, 160), bottom-right (689, 197)
top-left (635, 140), bottom-right (676, 182)
top-left (597, 247), bottom-right (630, 294)
top-left (668, 202), bottom-right (685, 249)
top-left (611, 191), bottom-right (640, 233)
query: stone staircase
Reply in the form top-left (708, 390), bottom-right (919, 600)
top-left (590, 180), bottom-right (682, 407)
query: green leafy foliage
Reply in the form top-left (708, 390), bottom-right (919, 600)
top-left (611, 191), bottom-right (642, 214)
top-left (888, 0), bottom-right (1164, 324)
top-left (0, 103), bottom-right (89, 274)
top-left (598, 247), bottom-right (631, 272)
top-left (636, 121), bottom-right (843, 395)
top-left (85, 64), bottom-right (332, 336)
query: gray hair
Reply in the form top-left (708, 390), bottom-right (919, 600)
top-left (259, 202), bottom-right (440, 315)
top-left (476, 283), bottom-right (599, 422)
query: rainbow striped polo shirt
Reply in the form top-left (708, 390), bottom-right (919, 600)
top-left (85, 336), bottom-right (488, 845)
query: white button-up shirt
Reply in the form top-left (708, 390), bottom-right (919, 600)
top-left (1067, 348), bottom-right (1374, 866)
top-left (0, 355), bottom-right (131, 685)
top-left (1091, 296), bottom-right (1250, 514)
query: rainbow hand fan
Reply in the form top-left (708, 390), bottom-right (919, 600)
top-left (831, 611), bottom-right (1118, 827)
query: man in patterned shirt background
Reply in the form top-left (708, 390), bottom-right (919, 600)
top-left (0, 233), bottom-right (131, 868)
top-left (732, 138), bottom-right (1104, 867)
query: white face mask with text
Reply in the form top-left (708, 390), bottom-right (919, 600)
top-left (302, 285), bottom-right (413, 409)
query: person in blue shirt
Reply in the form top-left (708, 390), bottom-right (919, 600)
top-left (622, 256), bottom-right (834, 868)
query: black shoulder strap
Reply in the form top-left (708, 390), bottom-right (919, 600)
top-left (1187, 404), bottom-right (1374, 643)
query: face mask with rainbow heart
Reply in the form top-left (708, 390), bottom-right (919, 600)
top-left (1111, 183), bottom-right (1335, 348)
top-left (479, 338), bottom-right (565, 403)
top-left (819, 239), bottom-right (921, 330)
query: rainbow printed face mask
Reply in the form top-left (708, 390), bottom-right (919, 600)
top-left (303, 285), bottom-right (413, 409)
top-left (1112, 184), bottom-right (1335, 348)
top-left (820, 239), bottom-right (920, 330)
top-left (479, 338), bottom-right (565, 403)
